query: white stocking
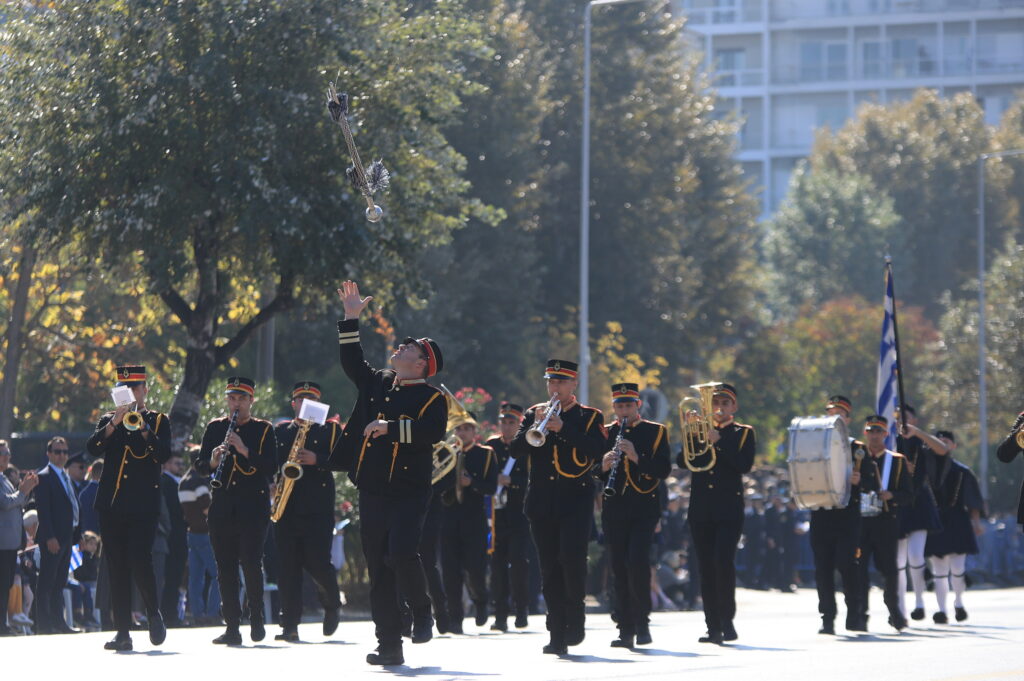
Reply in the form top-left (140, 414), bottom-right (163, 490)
top-left (950, 554), bottom-right (968, 608)
top-left (929, 555), bottom-right (950, 614)
top-left (896, 536), bottom-right (909, 618)
top-left (908, 530), bottom-right (928, 609)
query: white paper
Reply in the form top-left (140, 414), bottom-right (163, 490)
top-left (299, 398), bottom-right (329, 425)
top-left (111, 385), bottom-right (134, 407)
top-left (493, 457), bottom-right (517, 500)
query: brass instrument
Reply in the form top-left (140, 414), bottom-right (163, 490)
top-left (431, 385), bottom-right (475, 495)
top-left (677, 382), bottom-right (722, 473)
top-left (431, 435), bottom-right (461, 485)
top-left (123, 404), bottom-right (144, 432)
top-left (271, 419), bottom-right (312, 523)
top-left (526, 396), bottom-right (561, 448)
top-left (1016, 428), bottom-right (1024, 449)
top-left (210, 409), bottom-right (239, 489)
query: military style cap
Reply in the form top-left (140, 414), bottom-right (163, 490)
top-left (714, 383), bottom-right (738, 402)
top-left (611, 382), bottom-right (640, 403)
top-left (292, 381), bottom-right (322, 400)
top-left (544, 359), bottom-right (578, 380)
top-left (115, 365), bottom-right (146, 386)
top-left (225, 376), bottom-right (256, 396)
top-left (403, 337), bottom-right (443, 377)
top-left (498, 402), bottom-right (525, 419)
top-left (865, 413), bottom-right (888, 431)
top-left (826, 394), bottom-right (853, 415)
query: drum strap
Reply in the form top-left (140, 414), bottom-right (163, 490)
top-left (873, 450), bottom-right (893, 491)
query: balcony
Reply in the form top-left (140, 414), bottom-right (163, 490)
top-left (716, 68), bottom-right (767, 86)
top-left (771, 0), bottom-right (1024, 22)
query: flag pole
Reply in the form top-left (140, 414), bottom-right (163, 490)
top-left (885, 255), bottom-right (908, 437)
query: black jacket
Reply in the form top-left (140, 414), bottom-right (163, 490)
top-left (34, 465), bottom-right (78, 545)
top-left (996, 426), bottom-right (1024, 526)
top-left (486, 436), bottom-right (527, 517)
top-left (437, 443), bottom-right (498, 519)
top-left (274, 419), bottom-right (341, 517)
top-left (511, 400), bottom-right (605, 519)
top-left (199, 416), bottom-right (276, 519)
top-left (859, 449), bottom-right (914, 519)
top-left (87, 410), bottom-right (172, 515)
top-left (335, 319), bottom-right (448, 497)
top-left (600, 419), bottom-right (671, 521)
top-left (680, 419), bottom-right (757, 523)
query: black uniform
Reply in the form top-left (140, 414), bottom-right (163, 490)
top-left (996, 414), bottom-right (1024, 529)
top-left (511, 400), bottom-right (605, 648)
top-left (926, 457), bottom-right (984, 558)
top-left (86, 409), bottom-right (172, 638)
top-left (198, 415), bottom-right (277, 628)
top-left (896, 435), bottom-right (942, 537)
top-left (438, 442), bottom-right (498, 628)
top-left (809, 439), bottom-right (863, 629)
top-left (679, 418), bottom-right (756, 637)
top-left (417, 475), bottom-right (449, 632)
top-left (855, 449), bottom-right (914, 628)
top-left (487, 435), bottom-right (530, 627)
top-left (599, 419), bottom-right (671, 640)
top-left (273, 418), bottom-right (343, 633)
top-left (336, 318), bottom-right (448, 648)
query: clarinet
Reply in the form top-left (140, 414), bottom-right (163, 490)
top-left (209, 409), bottom-right (239, 490)
top-left (603, 418), bottom-right (626, 499)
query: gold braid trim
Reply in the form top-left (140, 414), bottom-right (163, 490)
top-left (355, 412), bottom-right (384, 481)
top-left (624, 424), bottom-right (663, 495)
top-left (418, 391), bottom-right (441, 419)
top-left (388, 443), bottom-right (399, 481)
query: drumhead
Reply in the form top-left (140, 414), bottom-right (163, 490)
top-left (786, 414), bottom-right (851, 510)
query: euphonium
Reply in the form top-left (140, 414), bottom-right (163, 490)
top-left (677, 382), bottom-right (722, 473)
top-left (431, 435), bottom-right (461, 485)
top-left (526, 396), bottom-right (561, 448)
top-left (271, 419), bottom-right (311, 523)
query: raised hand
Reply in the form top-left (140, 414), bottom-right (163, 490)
top-left (337, 280), bottom-right (373, 320)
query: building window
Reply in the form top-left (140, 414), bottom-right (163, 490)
top-left (716, 48), bottom-right (746, 86)
top-left (862, 41), bottom-right (884, 78)
top-left (801, 41), bottom-right (847, 82)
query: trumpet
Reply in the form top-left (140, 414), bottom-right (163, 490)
top-left (210, 409), bottom-right (239, 490)
top-left (526, 396), bottom-right (561, 448)
top-left (677, 382), bottom-right (722, 473)
top-left (603, 418), bottom-right (626, 498)
top-left (123, 404), bottom-right (144, 432)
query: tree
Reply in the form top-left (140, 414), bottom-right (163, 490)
top-left (0, 0), bottom-right (494, 449)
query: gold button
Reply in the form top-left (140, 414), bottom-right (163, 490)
top-left (549, 476), bottom-right (555, 481)
top-left (708, 484), bottom-right (714, 489)
top-left (367, 443), bottom-right (372, 448)
top-left (385, 397), bottom-right (390, 402)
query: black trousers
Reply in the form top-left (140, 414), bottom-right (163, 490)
top-left (528, 501), bottom-right (591, 642)
top-left (274, 511), bottom-right (342, 630)
top-left (359, 489), bottom-right (431, 647)
top-left (36, 536), bottom-right (73, 631)
top-left (99, 511), bottom-right (160, 636)
top-left (857, 515), bottom-right (901, 623)
top-left (160, 536), bottom-right (188, 624)
top-left (418, 493), bottom-right (448, 625)
top-left (810, 513), bottom-right (860, 621)
top-left (0, 549), bottom-right (16, 629)
top-left (689, 514), bottom-right (743, 632)
top-left (209, 509), bottom-right (269, 628)
top-left (491, 509), bottom-right (530, 621)
top-left (603, 512), bottom-right (659, 636)
top-left (440, 505), bottom-right (489, 624)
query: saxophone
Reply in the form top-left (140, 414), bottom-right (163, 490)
top-left (270, 419), bottom-right (312, 523)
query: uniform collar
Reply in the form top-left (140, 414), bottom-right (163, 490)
top-left (559, 397), bottom-right (578, 412)
top-left (394, 377), bottom-right (426, 387)
top-left (715, 416), bottom-right (735, 428)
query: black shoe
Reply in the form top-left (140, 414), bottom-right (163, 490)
top-left (910, 607), bottom-right (925, 621)
top-left (250, 616), bottom-right (265, 643)
top-left (514, 611), bottom-right (528, 629)
top-left (323, 607), bottom-right (339, 637)
top-left (148, 613), bottom-right (166, 646)
top-left (888, 615), bottom-right (908, 632)
top-left (448, 620), bottom-right (464, 635)
top-left (275, 629), bottom-right (300, 642)
top-left (212, 627), bottom-right (242, 645)
top-left (104, 635), bottom-right (132, 651)
top-left (543, 640), bottom-right (568, 655)
top-left (722, 621), bottom-right (738, 642)
top-left (610, 635), bottom-right (634, 649)
top-left (490, 619), bottom-right (508, 632)
top-left (933, 611), bottom-right (948, 624)
top-left (635, 622), bottom-right (652, 645)
top-left (565, 623), bottom-right (585, 647)
top-left (411, 610), bottom-right (433, 644)
top-left (847, 616), bottom-right (867, 632)
top-left (819, 618), bottom-right (835, 635)
top-left (474, 601), bottom-right (489, 627)
top-left (698, 630), bottom-right (724, 644)
top-left (435, 615), bottom-right (450, 635)
top-left (366, 645), bottom-right (404, 666)
top-left (954, 607), bottom-right (967, 622)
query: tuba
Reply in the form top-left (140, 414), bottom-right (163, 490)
top-left (677, 382), bottom-right (722, 473)
top-left (270, 419), bottom-right (312, 523)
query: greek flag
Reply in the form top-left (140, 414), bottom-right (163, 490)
top-left (67, 544), bottom-right (83, 586)
top-left (876, 267), bottom-right (899, 451)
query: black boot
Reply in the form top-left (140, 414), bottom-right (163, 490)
top-left (954, 606), bottom-right (968, 622)
top-left (610, 633), bottom-right (634, 649)
top-left (819, 617), bottom-right (835, 635)
top-left (698, 629), bottom-right (723, 644)
top-left (275, 628), bottom-right (300, 642)
top-left (366, 643), bottom-right (404, 666)
top-left (104, 633), bottom-right (132, 651)
top-left (514, 609), bottom-right (528, 629)
top-left (148, 612), bottom-right (166, 646)
top-left (933, 611), bottom-right (948, 624)
top-left (411, 608), bottom-right (434, 644)
top-left (910, 607), bottom-right (925, 621)
top-left (635, 622), bottom-right (652, 645)
top-left (722, 620), bottom-right (738, 642)
top-left (323, 607), bottom-right (339, 637)
top-left (250, 614), bottom-right (266, 643)
top-left (212, 626), bottom-right (242, 645)
top-left (490, 618), bottom-right (508, 632)
top-left (543, 633), bottom-right (567, 655)
top-left (565, 621), bottom-right (585, 647)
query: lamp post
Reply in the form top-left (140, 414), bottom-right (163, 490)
top-left (976, 148), bottom-right (1024, 500)
top-left (580, 0), bottom-right (653, 404)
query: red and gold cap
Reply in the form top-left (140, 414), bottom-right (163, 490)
top-left (403, 337), bottom-right (443, 377)
top-left (115, 365), bottom-right (146, 385)
top-left (292, 381), bottom-right (322, 400)
top-left (225, 376), bottom-right (256, 397)
top-left (544, 359), bottom-right (578, 380)
top-left (611, 382), bottom-right (640, 403)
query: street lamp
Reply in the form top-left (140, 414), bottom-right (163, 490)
top-left (580, 0), bottom-right (654, 404)
top-left (976, 148), bottom-right (1024, 500)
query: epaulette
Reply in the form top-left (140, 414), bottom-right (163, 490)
top-left (734, 422), bottom-right (754, 430)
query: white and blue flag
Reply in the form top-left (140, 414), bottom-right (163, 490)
top-left (876, 266), bottom-right (899, 450)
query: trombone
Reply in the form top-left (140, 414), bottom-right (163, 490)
top-left (677, 382), bottom-right (722, 473)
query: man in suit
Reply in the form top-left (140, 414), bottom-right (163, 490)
top-left (1, 440), bottom-right (38, 636)
top-left (34, 436), bottom-right (81, 634)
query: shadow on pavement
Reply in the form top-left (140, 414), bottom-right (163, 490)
top-left (385, 666), bottom-right (499, 677)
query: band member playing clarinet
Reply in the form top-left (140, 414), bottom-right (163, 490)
top-left (678, 383), bottom-right (755, 644)
top-left (86, 365), bottom-right (171, 651)
top-left (336, 280), bottom-right (447, 666)
top-left (199, 377), bottom-right (277, 646)
top-left (511, 359), bottom-right (605, 655)
top-left (598, 383), bottom-right (671, 649)
top-left (273, 382), bottom-right (344, 643)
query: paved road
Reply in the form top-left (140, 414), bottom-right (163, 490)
top-left (5, 587), bottom-right (1023, 679)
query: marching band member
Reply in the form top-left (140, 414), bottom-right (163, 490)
top-left (854, 414), bottom-right (913, 632)
top-left (678, 383), bottom-right (755, 644)
top-left (199, 376), bottom-right (277, 646)
top-left (996, 411), bottom-right (1024, 532)
top-left (86, 365), bottom-right (171, 651)
top-left (808, 395), bottom-right (863, 635)
top-left (487, 402), bottom-right (530, 632)
top-left (925, 430), bottom-right (984, 623)
top-left (511, 359), bottom-right (605, 655)
top-left (336, 281), bottom-right (447, 666)
top-left (272, 381), bottom-right (343, 642)
top-left (599, 383), bottom-right (671, 649)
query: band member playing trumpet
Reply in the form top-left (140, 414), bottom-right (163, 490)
top-left (336, 281), bottom-right (448, 666)
top-left (809, 395), bottom-right (863, 635)
top-left (996, 411), bottom-right (1024, 532)
top-left (677, 383), bottom-right (755, 644)
top-left (199, 377), bottom-right (277, 646)
top-left (272, 382), bottom-right (343, 643)
top-left (511, 359), bottom-right (605, 655)
top-left (86, 365), bottom-right (172, 651)
top-left (487, 402), bottom-right (530, 632)
top-left (854, 414), bottom-right (913, 632)
top-left (599, 383), bottom-right (671, 649)
top-left (438, 414), bottom-right (497, 633)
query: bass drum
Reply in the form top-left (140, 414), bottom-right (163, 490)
top-left (787, 414), bottom-right (851, 510)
